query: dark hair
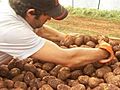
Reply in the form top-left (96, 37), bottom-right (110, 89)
top-left (9, 0), bottom-right (43, 18)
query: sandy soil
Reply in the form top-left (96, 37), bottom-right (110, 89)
top-left (47, 15), bottom-right (120, 38)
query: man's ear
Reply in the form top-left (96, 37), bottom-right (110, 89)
top-left (26, 9), bottom-right (36, 18)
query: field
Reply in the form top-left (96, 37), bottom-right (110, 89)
top-left (46, 7), bottom-right (120, 38)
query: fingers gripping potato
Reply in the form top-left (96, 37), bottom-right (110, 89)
top-left (60, 34), bottom-right (77, 47)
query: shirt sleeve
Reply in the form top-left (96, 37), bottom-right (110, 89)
top-left (0, 20), bottom-right (46, 60)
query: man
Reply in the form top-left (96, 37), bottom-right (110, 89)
top-left (0, 0), bottom-right (115, 67)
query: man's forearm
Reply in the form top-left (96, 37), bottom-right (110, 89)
top-left (35, 25), bottom-right (66, 42)
top-left (66, 47), bottom-right (109, 67)
top-left (31, 40), bottom-right (109, 68)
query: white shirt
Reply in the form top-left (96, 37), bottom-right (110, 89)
top-left (0, 2), bottom-right (46, 62)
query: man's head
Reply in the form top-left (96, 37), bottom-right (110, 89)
top-left (9, 0), bottom-right (68, 20)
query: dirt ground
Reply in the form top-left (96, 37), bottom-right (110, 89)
top-left (47, 15), bottom-right (120, 38)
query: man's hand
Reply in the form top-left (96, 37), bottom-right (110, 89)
top-left (97, 35), bottom-right (109, 43)
top-left (60, 33), bottom-right (78, 47)
top-left (98, 41), bottom-right (115, 63)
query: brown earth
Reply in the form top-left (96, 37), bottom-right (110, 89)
top-left (47, 15), bottom-right (120, 38)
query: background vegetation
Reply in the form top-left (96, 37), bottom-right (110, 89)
top-left (67, 7), bottom-right (120, 22)
top-left (47, 7), bottom-right (120, 38)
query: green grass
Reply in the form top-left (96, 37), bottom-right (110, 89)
top-left (67, 7), bottom-right (120, 22)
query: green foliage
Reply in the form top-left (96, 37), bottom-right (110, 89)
top-left (67, 7), bottom-right (120, 21)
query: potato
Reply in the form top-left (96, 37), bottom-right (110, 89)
top-left (9, 68), bottom-right (21, 78)
top-left (88, 77), bottom-right (104, 88)
top-left (103, 84), bottom-right (120, 90)
top-left (103, 72), bottom-right (114, 80)
top-left (15, 60), bottom-right (26, 70)
top-left (107, 75), bottom-right (120, 87)
top-left (0, 65), bottom-right (9, 77)
top-left (70, 70), bottom-right (83, 79)
top-left (71, 84), bottom-right (86, 90)
top-left (74, 35), bottom-right (84, 46)
top-left (78, 75), bottom-right (89, 85)
top-left (12, 74), bottom-right (24, 82)
top-left (24, 71), bottom-right (35, 85)
top-left (115, 51), bottom-right (120, 60)
top-left (11, 87), bottom-right (24, 90)
top-left (42, 76), bottom-right (56, 82)
top-left (86, 87), bottom-right (91, 90)
top-left (34, 62), bottom-right (42, 68)
top-left (86, 41), bottom-right (96, 48)
top-left (0, 88), bottom-right (8, 90)
top-left (91, 72), bottom-right (97, 77)
top-left (28, 87), bottom-right (37, 90)
top-left (50, 65), bottom-right (63, 77)
top-left (113, 45), bottom-right (120, 52)
top-left (104, 72), bottom-right (120, 87)
top-left (83, 64), bottom-right (96, 76)
top-left (24, 63), bottom-right (37, 74)
top-left (0, 80), bottom-right (6, 88)
top-left (29, 78), bottom-right (41, 88)
top-left (90, 36), bottom-right (98, 44)
top-left (67, 80), bottom-right (80, 87)
top-left (0, 77), bottom-right (3, 81)
top-left (93, 62), bottom-right (103, 68)
top-left (35, 69), bottom-right (50, 78)
top-left (57, 67), bottom-right (71, 80)
top-left (39, 84), bottom-right (53, 90)
top-left (42, 63), bottom-right (55, 71)
top-left (47, 78), bottom-right (64, 89)
top-left (14, 81), bottom-right (27, 90)
top-left (8, 59), bottom-right (17, 70)
top-left (24, 58), bottom-right (33, 64)
top-left (83, 35), bottom-right (91, 44)
top-left (57, 84), bottom-right (70, 90)
top-left (37, 81), bottom-right (46, 88)
top-left (113, 67), bottom-right (120, 75)
top-left (94, 83), bottom-right (120, 90)
top-left (111, 62), bottom-right (120, 70)
top-left (96, 66), bottom-right (112, 78)
top-left (109, 40), bottom-right (119, 46)
top-left (4, 79), bottom-right (14, 89)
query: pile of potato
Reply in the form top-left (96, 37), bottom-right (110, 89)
top-left (0, 35), bottom-right (120, 90)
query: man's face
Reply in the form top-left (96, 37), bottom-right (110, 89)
top-left (32, 14), bottom-right (51, 28)
top-left (26, 13), bottom-right (51, 29)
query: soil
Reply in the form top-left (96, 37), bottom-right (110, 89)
top-left (47, 15), bottom-right (120, 38)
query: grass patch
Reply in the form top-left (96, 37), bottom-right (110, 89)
top-left (67, 7), bottom-right (120, 22)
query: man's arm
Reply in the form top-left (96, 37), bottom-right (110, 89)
top-left (35, 25), bottom-right (66, 42)
top-left (31, 40), bottom-right (109, 68)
